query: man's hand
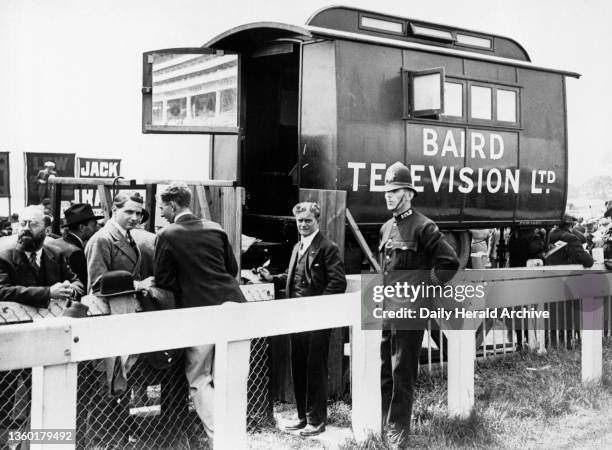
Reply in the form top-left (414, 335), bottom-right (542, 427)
top-left (257, 267), bottom-right (273, 282)
top-left (135, 276), bottom-right (156, 291)
top-left (50, 280), bottom-right (74, 300)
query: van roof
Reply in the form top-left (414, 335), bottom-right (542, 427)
top-left (205, 6), bottom-right (580, 79)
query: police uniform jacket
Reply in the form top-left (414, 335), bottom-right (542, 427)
top-left (379, 208), bottom-right (459, 284)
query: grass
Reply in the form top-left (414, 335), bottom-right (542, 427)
top-left (336, 338), bottom-right (612, 449)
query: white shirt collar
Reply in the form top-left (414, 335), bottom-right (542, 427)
top-left (110, 218), bottom-right (128, 237)
top-left (299, 230), bottom-right (319, 255)
top-left (174, 211), bottom-right (192, 222)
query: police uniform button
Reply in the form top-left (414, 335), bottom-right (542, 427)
top-left (384, 271), bottom-right (388, 275)
top-left (401, 246), bottom-right (408, 250)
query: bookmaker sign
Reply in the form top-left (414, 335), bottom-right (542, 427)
top-left (74, 158), bottom-right (121, 208)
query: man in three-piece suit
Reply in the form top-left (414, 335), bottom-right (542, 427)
top-left (259, 202), bottom-right (347, 437)
top-left (48, 203), bottom-right (102, 288)
top-left (0, 205), bottom-right (83, 432)
top-left (155, 182), bottom-right (245, 440)
top-left (0, 205), bottom-right (84, 306)
top-left (85, 191), bottom-right (153, 294)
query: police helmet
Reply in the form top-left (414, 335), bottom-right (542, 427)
top-left (383, 161), bottom-right (417, 195)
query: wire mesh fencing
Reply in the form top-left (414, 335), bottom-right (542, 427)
top-left (1, 283), bottom-right (275, 448)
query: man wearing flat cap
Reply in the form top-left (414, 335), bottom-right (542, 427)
top-left (48, 203), bottom-right (102, 287)
top-left (379, 162), bottom-right (459, 448)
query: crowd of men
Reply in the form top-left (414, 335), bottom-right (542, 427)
top-left (0, 183), bottom-right (246, 446)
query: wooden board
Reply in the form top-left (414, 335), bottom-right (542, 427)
top-left (210, 186), bottom-right (244, 274)
top-left (298, 188), bottom-right (348, 398)
top-left (299, 189), bottom-right (347, 259)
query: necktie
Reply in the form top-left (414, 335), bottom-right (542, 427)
top-left (126, 230), bottom-right (137, 253)
top-left (29, 252), bottom-right (40, 275)
top-left (298, 241), bottom-right (305, 257)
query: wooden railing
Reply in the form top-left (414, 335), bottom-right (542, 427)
top-left (0, 271), bottom-right (610, 449)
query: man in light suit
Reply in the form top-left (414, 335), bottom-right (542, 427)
top-left (259, 202), bottom-right (346, 437)
top-left (155, 182), bottom-right (245, 440)
top-left (85, 191), bottom-right (153, 293)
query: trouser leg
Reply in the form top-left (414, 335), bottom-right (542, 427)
top-left (386, 329), bottom-right (424, 433)
top-left (185, 344), bottom-right (215, 438)
top-left (290, 332), bottom-right (307, 421)
top-left (304, 329), bottom-right (330, 425)
top-left (380, 329), bottom-right (393, 427)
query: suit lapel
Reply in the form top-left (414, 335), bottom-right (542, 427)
top-left (42, 247), bottom-right (57, 283)
top-left (306, 233), bottom-right (323, 270)
top-left (108, 222), bottom-right (139, 264)
top-left (13, 249), bottom-right (37, 283)
top-left (286, 243), bottom-right (300, 293)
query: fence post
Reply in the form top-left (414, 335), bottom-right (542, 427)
top-left (351, 326), bottom-right (381, 441)
top-left (214, 339), bottom-right (251, 449)
top-left (30, 362), bottom-right (78, 450)
top-left (581, 296), bottom-right (604, 383)
top-left (446, 329), bottom-right (475, 418)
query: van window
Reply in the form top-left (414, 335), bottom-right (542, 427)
top-left (497, 89), bottom-right (517, 122)
top-left (470, 85), bottom-right (492, 120)
top-left (403, 67), bottom-right (445, 117)
top-left (442, 81), bottom-right (463, 117)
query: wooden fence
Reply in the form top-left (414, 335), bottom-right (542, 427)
top-left (0, 271), bottom-right (610, 449)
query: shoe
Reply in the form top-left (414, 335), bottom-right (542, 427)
top-left (284, 419), bottom-right (307, 431)
top-left (299, 422), bottom-right (326, 437)
top-left (385, 428), bottom-right (408, 449)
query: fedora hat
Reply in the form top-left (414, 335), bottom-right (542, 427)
top-left (64, 203), bottom-right (103, 227)
top-left (382, 161), bottom-right (418, 195)
top-left (97, 270), bottom-right (139, 297)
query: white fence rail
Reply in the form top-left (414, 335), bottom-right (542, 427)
top-left (0, 271), bottom-right (610, 449)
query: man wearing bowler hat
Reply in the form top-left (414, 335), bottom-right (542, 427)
top-left (379, 162), bottom-right (459, 448)
top-left (49, 203), bottom-right (102, 287)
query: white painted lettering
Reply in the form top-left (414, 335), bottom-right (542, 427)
top-left (410, 165), bottom-right (425, 193)
top-left (370, 163), bottom-right (386, 192)
top-left (348, 162), bottom-right (367, 191)
top-left (423, 128), bottom-right (438, 156)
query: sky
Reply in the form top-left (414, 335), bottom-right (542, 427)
top-left (0, 0), bottom-right (610, 202)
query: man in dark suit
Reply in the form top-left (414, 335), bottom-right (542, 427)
top-left (48, 203), bottom-right (102, 288)
top-left (154, 182), bottom-right (245, 440)
top-left (0, 205), bottom-right (84, 433)
top-left (259, 202), bottom-right (346, 437)
top-left (0, 205), bottom-right (83, 306)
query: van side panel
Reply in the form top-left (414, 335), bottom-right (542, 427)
top-left (516, 70), bottom-right (566, 221)
top-left (300, 41), bottom-right (338, 190)
top-left (334, 40), bottom-right (404, 223)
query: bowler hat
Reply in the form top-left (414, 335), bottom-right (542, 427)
top-left (64, 203), bottom-right (103, 227)
top-left (383, 161), bottom-right (417, 194)
top-left (97, 270), bottom-right (139, 297)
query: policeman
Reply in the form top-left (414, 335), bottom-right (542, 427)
top-left (379, 161), bottom-right (459, 448)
